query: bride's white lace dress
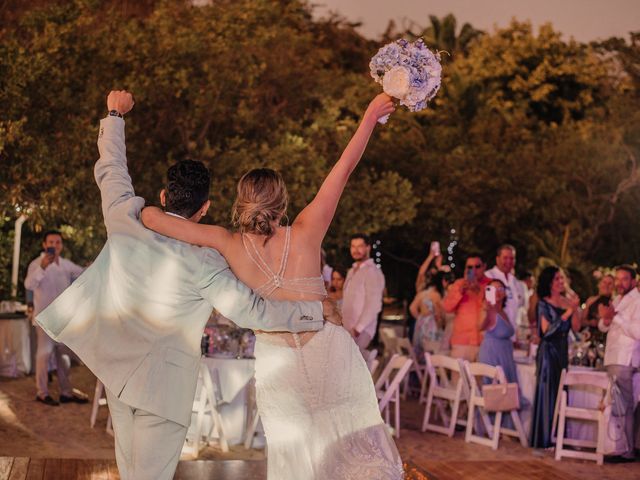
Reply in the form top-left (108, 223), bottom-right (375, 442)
top-left (244, 228), bottom-right (404, 479)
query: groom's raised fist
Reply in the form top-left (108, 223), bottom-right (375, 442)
top-left (107, 90), bottom-right (134, 116)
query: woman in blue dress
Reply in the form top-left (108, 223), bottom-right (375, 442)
top-left (479, 279), bottom-right (520, 428)
top-left (530, 266), bottom-right (581, 448)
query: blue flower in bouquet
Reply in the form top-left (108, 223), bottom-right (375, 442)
top-left (370, 38), bottom-right (442, 114)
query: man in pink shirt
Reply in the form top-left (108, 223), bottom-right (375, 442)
top-left (443, 255), bottom-right (489, 362)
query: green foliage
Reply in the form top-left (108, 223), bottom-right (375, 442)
top-left (0, 3), bottom-right (638, 300)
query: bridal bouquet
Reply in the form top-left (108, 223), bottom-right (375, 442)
top-left (369, 38), bottom-right (442, 123)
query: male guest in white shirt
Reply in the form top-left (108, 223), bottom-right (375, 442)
top-left (24, 230), bottom-right (87, 406)
top-left (485, 244), bottom-right (524, 338)
top-left (342, 233), bottom-right (385, 353)
top-left (598, 264), bottom-right (640, 462)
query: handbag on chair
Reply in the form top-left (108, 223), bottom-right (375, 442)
top-left (481, 383), bottom-right (520, 412)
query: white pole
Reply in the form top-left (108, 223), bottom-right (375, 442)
top-left (11, 215), bottom-right (27, 299)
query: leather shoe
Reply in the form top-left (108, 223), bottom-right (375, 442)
top-left (605, 455), bottom-right (636, 464)
top-left (59, 390), bottom-right (89, 404)
top-left (36, 395), bottom-right (59, 406)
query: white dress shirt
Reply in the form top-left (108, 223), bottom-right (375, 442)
top-left (485, 266), bottom-right (524, 333)
top-left (342, 258), bottom-right (385, 338)
top-left (25, 254), bottom-right (84, 316)
top-left (599, 288), bottom-right (640, 367)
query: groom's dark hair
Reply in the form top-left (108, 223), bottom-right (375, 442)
top-left (165, 160), bottom-right (211, 218)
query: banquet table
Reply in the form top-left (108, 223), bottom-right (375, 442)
top-left (0, 314), bottom-right (31, 377)
top-left (515, 357), bottom-right (640, 454)
top-left (188, 356), bottom-right (259, 446)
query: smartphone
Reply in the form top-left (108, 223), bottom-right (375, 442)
top-left (485, 285), bottom-right (496, 305)
top-left (466, 268), bottom-right (475, 282)
top-left (430, 241), bottom-right (440, 256)
top-left (46, 247), bottom-right (56, 256)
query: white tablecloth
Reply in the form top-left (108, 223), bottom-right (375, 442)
top-left (189, 357), bottom-right (257, 446)
top-left (516, 360), bottom-right (640, 454)
top-left (0, 316), bottom-right (31, 377)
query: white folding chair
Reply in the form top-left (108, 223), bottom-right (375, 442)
top-left (421, 353), bottom-right (468, 436)
top-left (394, 337), bottom-right (426, 400)
top-left (90, 379), bottom-right (113, 436)
top-left (183, 363), bottom-right (229, 457)
top-left (378, 327), bottom-right (398, 361)
top-left (462, 361), bottom-right (528, 450)
top-left (553, 369), bottom-right (611, 465)
top-left (243, 377), bottom-right (263, 450)
top-left (375, 354), bottom-right (413, 438)
top-left (364, 348), bottom-right (379, 375)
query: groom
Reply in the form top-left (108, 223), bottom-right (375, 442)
top-left (36, 90), bottom-right (328, 480)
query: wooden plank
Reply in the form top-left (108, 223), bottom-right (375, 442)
top-left (8, 458), bottom-right (29, 480)
top-left (0, 457), bottom-right (14, 480)
top-left (24, 458), bottom-right (44, 480)
top-left (106, 461), bottom-right (120, 480)
top-left (76, 459), bottom-right (110, 480)
top-left (42, 459), bottom-right (77, 480)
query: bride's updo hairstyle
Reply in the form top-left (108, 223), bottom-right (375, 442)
top-left (232, 168), bottom-right (288, 240)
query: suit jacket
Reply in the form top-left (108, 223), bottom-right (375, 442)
top-left (36, 116), bottom-right (323, 426)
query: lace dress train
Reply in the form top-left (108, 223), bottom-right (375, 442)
top-left (254, 323), bottom-right (404, 480)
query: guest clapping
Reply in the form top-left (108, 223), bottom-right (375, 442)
top-left (530, 266), bottom-right (581, 448)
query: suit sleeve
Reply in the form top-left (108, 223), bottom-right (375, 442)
top-left (94, 116), bottom-right (136, 235)
top-left (354, 270), bottom-right (385, 334)
top-left (197, 249), bottom-right (323, 333)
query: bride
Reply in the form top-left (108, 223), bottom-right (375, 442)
top-left (142, 93), bottom-right (403, 479)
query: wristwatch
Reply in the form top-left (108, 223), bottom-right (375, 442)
top-left (108, 110), bottom-right (123, 118)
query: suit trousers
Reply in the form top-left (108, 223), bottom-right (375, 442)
top-left (35, 325), bottom-right (72, 398)
top-left (106, 388), bottom-right (188, 480)
top-left (606, 364), bottom-right (638, 458)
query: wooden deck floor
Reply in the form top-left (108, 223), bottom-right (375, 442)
top-left (0, 457), bottom-right (595, 480)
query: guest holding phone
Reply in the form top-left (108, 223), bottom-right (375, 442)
top-left (479, 278), bottom-right (521, 428)
top-left (24, 230), bottom-right (87, 406)
top-left (479, 279), bottom-right (519, 385)
top-left (443, 255), bottom-right (489, 362)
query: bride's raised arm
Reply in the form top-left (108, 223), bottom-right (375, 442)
top-left (141, 206), bottom-right (233, 256)
top-left (294, 93), bottom-right (394, 242)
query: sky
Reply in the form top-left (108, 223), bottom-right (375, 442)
top-left (312, 0), bottom-right (640, 42)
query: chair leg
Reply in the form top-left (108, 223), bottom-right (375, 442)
top-left (419, 371), bottom-right (429, 403)
top-left (491, 411), bottom-right (502, 450)
top-left (596, 412), bottom-right (605, 465)
top-left (555, 393), bottom-right (567, 461)
top-left (421, 390), bottom-right (435, 432)
top-left (394, 390), bottom-right (401, 439)
top-left (465, 399), bottom-right (475, 442)
top-left (90, 380), bottom-right (103, 428)
top-left (211, 406), bottom-right (229, 453)
top-left (244, 409), bottom-right (261, 450)
top-left (510, 410), bottom-right (528, 447)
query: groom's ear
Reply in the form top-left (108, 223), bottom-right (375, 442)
top-left (160, 189), bottom-right (167, 208)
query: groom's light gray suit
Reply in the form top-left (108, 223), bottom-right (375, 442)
top-left (36, 116), bottom-right (323, 479)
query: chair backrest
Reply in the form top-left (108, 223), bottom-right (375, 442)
top-left (561, 369), bottom-right (610, 391)
top-left (425, 353), bottom-right (467, 393)
top-left (375, 354), bottom-right (410, 391)
top-left (463, 361), bottom-right (504, 399)
top-left (379, 327), bottom-right (398, 355)
top-left (368, 358), bottom-right (380, 376)
top-left (365, 348), bottom-right (378, 365)
top-left (377, 355), bottom-right (414, 411)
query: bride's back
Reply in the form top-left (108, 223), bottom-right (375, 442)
top-left (223, 168), bottom-right (325, 303)
top-left (224, 225), bottom-right (326, 302)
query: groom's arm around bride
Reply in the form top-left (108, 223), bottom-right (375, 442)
top-left (36, 89), bottom-right (329, 480)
